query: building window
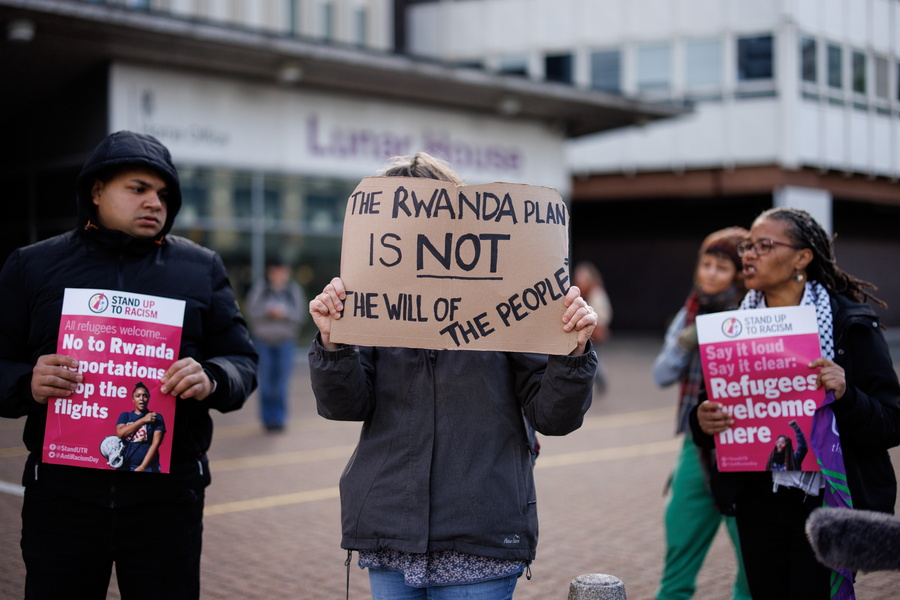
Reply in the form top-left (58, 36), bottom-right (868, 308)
top-left (288, 0), bottom-right (301, 36)
top-left (354, 7), bottom-right (367, 47)
top-left (800, 37), bottom-right (817, 83)
top-left (590, 49), bottom-right (621, 93)
top-left (852, 50), bottom-right (866, 94)
top-left (636, 43), bottom-right (672, 93)
top-left (737, 35), bottom-right (774, 81)
top-left (875, 56), bottom-right (889, 100)
top-left (545, 53), bottom-right (574, 84)
top-left (827, 44), bottom-right (843, 89)
top-left (321, 1), bottom-right (334, 42)
top-left (685, 38), bottom-right (722, 89)
top-left (498, 55), bottom-right (528, 77)
top-left (896, 61), bottom-right (900, 102)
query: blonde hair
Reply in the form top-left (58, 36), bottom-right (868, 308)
top-left (379, 152), bottom-right (464, 185)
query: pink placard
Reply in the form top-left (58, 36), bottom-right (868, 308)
top-left (696, 306), bottom-right (825, 472)
top-left (43, 289), bottom-right (185, 473)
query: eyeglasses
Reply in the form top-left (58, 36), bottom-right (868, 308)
top-left (737, 239), bottom-right (803, 257)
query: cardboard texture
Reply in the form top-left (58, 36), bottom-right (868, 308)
top-left (330, 177), bottom-right (577, 354)
top-left (696, 305), bottom-right (825, 472)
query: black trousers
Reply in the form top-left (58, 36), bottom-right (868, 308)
top-left (735, 476), bottom-right (832, 600)
top-left (21, 485), bottom-right (204, 600)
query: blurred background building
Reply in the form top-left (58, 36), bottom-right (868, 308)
top-left (402, 0), bottom-right (900, 331)
top-left (2, 0), bottom-right (899, 338)
top-left (0, 0), bottom-right (676, 342)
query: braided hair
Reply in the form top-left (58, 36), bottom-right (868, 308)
top-left (756, 207), bottom-right (886, 307)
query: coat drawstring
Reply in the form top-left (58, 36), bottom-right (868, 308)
top-left (345, 549), bottom-right (353, 600)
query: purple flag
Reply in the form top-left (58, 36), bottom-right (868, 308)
top-left (811, 391), bottom-right (855, 600)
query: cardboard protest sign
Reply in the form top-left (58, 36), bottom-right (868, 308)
top-left (330, 176), bottom-right (576, 354)
top-left (696, 305), bottom-right (825, 472)
top-left (43, 288), bottom-right (184, 473)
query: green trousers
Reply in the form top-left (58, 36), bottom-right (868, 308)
top-left (656, 435), bottom-right (751, 600)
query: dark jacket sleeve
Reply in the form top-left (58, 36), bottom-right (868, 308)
top-left (198, 254), bottom-right (258, 413)
top-left (0, 250), bottom-right (44, 418)
top-left (831, 314), bottom-right (900, 450)
top-left (308, 335), bottom-right (374, 422)
top-left (514, 344), bottom-right (597, 436)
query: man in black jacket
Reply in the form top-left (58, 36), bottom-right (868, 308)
top-left (0, 131), bottom-right (258, 600)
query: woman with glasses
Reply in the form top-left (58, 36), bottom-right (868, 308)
top-left (653, 227), bottom-right (751, 600)
top-left (692, 207), bottom-right (900, 599)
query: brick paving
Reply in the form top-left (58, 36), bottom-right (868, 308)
top-left (1, 336), bottom-right (898, 599)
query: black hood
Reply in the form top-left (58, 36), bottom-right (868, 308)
top-left (75, 131), bottom-right (182, 238)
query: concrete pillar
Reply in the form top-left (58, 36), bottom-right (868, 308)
top-left (567, 573), bottom-right (626, 600)
top-left (773, 185), bottom-right (833, 236)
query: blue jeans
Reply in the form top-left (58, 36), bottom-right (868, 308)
top-left (368, 569), bottom-right (519, 599)
top-left (255, 339), bottom-right (295, 428)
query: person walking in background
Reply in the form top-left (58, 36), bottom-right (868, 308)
top-left (307, 152), bottom-right (599, 600)
top-left (653, 227), bottom-right (751, 600)
top-left (0, 130), bottom-right (257, 600)
top-left (694, 207), bottom-right (900, 599)
top-left (246, 258), bottom-right (306, 433)
top-left (574, 261), bottom-right (612, 394)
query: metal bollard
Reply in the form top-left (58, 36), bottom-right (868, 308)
top-left (567, 573), bottom-right (626, 600)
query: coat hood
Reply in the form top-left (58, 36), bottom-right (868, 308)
top-left (75, 131), bottom-right (182, 239)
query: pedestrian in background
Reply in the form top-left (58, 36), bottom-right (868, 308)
top-left (574, 261), bottom-right (613, 395)
top-left (307, 152), bottom-right (598, 600)
top-left (246, 257), bottom-right (306, 433)
top-left (0, 130), bottom-right (258, 600)
top-left (694, 207), bottom-right (900, 598)
top-left (653, 227), bottom-right (751, 600)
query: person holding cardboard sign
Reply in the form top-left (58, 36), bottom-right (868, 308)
top-left (308, 152), bottom-right (598, 600)
top-left (692, 207), bottom-right (900, 599)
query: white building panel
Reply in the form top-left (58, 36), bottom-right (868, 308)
top-left (796, 105), bottom-right (823, 168)
top-left (534, 0), bottom-right (576, 48)
top-left (727, 101), bottom-right (780, 164)
top-left (676, 0), bottom-right (727, 36)
top-left (109, 63), bottom-right (570, 193)
top-left (822, 106), bottom-right (847, 169)
top-left (584, 0), bottom-right (627, 44)
top-left (872, 116), bottom-right (893, 174)
top-left (628, 0), bottom-right (676, 40)
top-left (872, 0), bottom-right (893, 53)
top-left (408, 3), bottom-right (443, 56)
top-left (846, 1), bottom-right (870, 47)
top-left (445, 2), bottom-right (486, 57)
top-left (793, 0), bottom-right (824, 33)
top-left (848, 112), bottom-right (871, 172)
top-left (822, 0), bottom-right (845, 39)
top-left (730, 0), bottom-right (780, 33)
top-left (679, 105), bottom-right (730, 166)
top-left (486, 1), bottom-right (530, 52)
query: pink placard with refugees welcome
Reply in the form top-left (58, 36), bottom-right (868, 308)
top-left (696, 305), bottom-right (825, 472)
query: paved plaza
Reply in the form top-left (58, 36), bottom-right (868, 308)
top-left (1, 336), bottom-right (898, 599)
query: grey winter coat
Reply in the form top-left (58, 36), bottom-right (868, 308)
top-left (309, 337), bottom-right (596, 561)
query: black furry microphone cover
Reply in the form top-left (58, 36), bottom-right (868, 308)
top-left (806, 507), bottom-right (900, 572)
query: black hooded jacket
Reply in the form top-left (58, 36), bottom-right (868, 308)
top-left (0, 131), bottom-right (257, 506)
